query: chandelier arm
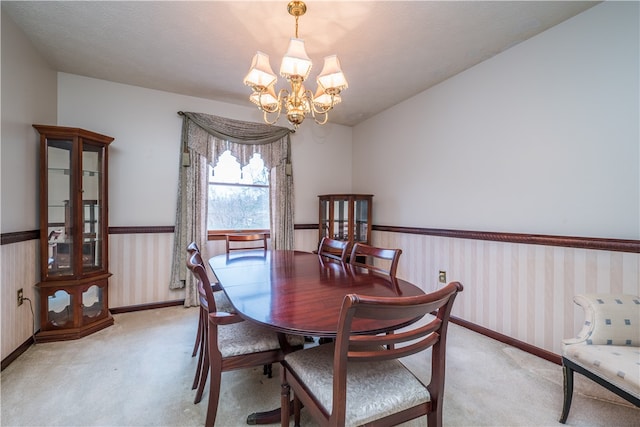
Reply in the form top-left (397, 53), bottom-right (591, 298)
top-left (278, 88), bottom-right (291, 102)
top-left (263, 108), bottom-right (282, 126)
top-left (313, 110), bottom-right (329, 125)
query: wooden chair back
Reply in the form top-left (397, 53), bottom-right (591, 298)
top-left (186, 241), bottom-right (200, 255)
top-left (349, 242), bottom-right (402, 277)
top-left (317, 237), bottom-right (350, 262)
top-left (225, 233), bottom-right (267, 253)
top-left (336, 281), bottom-right (462, 425)
top-left (186, 251), bottom-right (217, 312)
top-left (281, 281), bottom-right (463, 427)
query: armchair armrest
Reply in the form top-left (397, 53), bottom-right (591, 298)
top-left (564, 294), bottom-right (640, 346)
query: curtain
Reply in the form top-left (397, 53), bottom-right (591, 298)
top-left (170, 112), bottom-right (295, 306)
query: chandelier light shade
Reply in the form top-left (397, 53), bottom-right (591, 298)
top-left (280, 38), bottom-right (312, 79)
top-left (244, 52), bottom-right (277, 89)
top-left (243, 1), bottom-right (348, 128)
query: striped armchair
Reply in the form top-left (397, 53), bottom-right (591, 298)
top-left (560, 294), bottom-right (640, 423)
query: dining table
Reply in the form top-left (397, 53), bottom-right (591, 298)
top-left (208, 249), bottom-right (426, 337)
top-left (208, 249), bottom-right (427, 424)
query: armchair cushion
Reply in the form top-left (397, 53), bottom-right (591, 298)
top-left (565, 294), bottom-right (640, 346)
top-left (563, 344), bottom-right (640, 398)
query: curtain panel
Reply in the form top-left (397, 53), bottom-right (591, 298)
top-left (170, 112), bottom-right (295, 306)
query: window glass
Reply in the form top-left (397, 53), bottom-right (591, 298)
top-left (207, 151), bottom-right (270, 230)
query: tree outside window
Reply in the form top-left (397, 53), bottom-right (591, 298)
top-left (207, 151), bottom-right (269, 231)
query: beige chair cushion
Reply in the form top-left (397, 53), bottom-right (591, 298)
top-left (568, 294), bottom-right (640, 346)
top-left (284, 342), bottom-right (430, 427)
top-left (563, 343), bottom-right (640, 398)
top-left (218, 321), bottom-right (304, 358)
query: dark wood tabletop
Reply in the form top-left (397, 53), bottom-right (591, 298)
top-left (208, 250), bottom-right (425, 337)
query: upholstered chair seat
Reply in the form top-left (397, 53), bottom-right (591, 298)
top-left (220, 322), bottom-right (304, 358)
top-left (563, 344), bottom-right (640, 398)
top-left (284, 342), bottom-right (430, 426)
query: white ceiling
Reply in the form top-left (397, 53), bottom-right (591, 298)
top-left (3, 1), bottom-right (599, 127)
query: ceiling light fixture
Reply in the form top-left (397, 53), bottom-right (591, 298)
top-left (243, 1), bottom-right (348, 129)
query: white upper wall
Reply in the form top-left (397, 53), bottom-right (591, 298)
top-left (57, 74), bottom-right (352, 227)
top-left (1, 9), bottom-right (57, 233)
top-left (352, 2), bottom-right (639, 240)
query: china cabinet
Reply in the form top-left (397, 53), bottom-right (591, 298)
top-left (318, 194), bottom-right (373, 247)
top-left (34, 125), bottom-right (114, 342)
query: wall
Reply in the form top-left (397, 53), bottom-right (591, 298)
top-left (354, 2), bottom-right (640, 356)
top-left (1, 9), bottom-right (57, 360)
top-left (1, 10), bottom-right (57, 233)
top-left (353, 2), bottom-right (639, 241)
top-left (57, 73), bottom-right (353, 227)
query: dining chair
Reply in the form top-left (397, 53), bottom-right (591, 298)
top-left (349, 242), bottom-right (402, 278)
top-left (280, 281), bottom-right (464, 427)
top-left (186, 242), bottom-right (234, 400)
top-left (187, 242), bottom-right (203, 357)
top-left (186, 252), bottom-right (305, 427)
top-left (317, 237), bottom-right (350, 262)
top-left (225, 232), bottom-right (267, 252)
top-left (224, 233), bottom-right (275, 377)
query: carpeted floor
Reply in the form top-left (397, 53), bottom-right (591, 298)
top-left (1, 306), bottom-right (638, 427)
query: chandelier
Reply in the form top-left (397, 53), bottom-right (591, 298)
top-left (243, 1), bottom-right (348, 129)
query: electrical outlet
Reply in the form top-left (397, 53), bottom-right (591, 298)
top-left (17, 288), bottom-right (24, 306)
top-left (438, 271), bottom-right (447, 284)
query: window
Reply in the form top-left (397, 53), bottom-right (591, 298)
top-left (207, 151), bottom-right (270, 232)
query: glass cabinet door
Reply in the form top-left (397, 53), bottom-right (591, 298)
top-left (354, 199), bottom-right (369, 243)
top-left (320, 199), bottom-right (330, 239)
top-left (333, 199), bottom-right (349, 240)
top-left (46, 139), bottom-right (74, 277)
top-left (81, 142), bottom-right (104, 273)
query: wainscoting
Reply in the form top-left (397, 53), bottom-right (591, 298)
top-left (109, 233), bottom-right (182, 307)
top-left (1, 239), bottom-right (39, 362)
top-left (2, 226), bottom-right (638, 366)
top-left (372, 230), bottom-right (639, 357)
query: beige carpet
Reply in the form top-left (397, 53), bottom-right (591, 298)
top-left (1, 306), bottom-right (638, 427)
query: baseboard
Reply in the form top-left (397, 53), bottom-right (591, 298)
top-left (450, 315), bottom-right (562, 365)
top-left (1, 336), bottom-right (35, 371)
top-left (109, 299), bottom-right (185, 314)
